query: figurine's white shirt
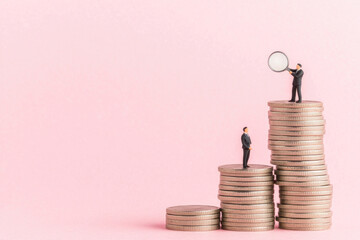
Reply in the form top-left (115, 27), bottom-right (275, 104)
top-left (296, 68), bottom-right (301, 72)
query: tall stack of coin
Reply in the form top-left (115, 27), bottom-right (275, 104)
top-left (218, 164), bottom-right (275, 231)
top-left (166, 205), bottom-right (220, 231)
top-left (268, 100), bottom-right (332, 231)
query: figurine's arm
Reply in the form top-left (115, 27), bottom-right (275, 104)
top-left (291, 70), bottom-right (304, 77)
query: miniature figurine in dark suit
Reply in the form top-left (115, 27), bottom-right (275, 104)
top-left (288, 63), bottom-right (304, 103)
top-left (241, 127), bottom-right (252, 169)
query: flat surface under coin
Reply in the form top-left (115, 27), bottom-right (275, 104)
top-left (166, 205), bottom-right (220, 215)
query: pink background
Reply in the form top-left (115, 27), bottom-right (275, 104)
top-left (1, 0), bottom-right (360, 239)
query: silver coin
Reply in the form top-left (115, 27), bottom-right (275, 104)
top-left (221, 225), bottom-right (274, 231)
top-left (268, 100), bottom-right (323, 108)
top-left (276, 180), bottom-right (330, 187)
top-left (271, 149), bottom-right (324, 156)
top-left (268, 135), bottom-right (323, 141)
top-left (166, 205), bottom-right (220, 215)
top-left (277, 203), bottom-right (332, 210)
top-left (269, 120), bottom-right (325, 127)
top-left (276, 175), bottom-right (329, 182)
top-left (219, 185), bottom-right (273, 191)
top-left (269, 145), bottom-right (323, 151)
top-left (275, 169), bottom-right (328, 176)
top-left (220, 175), bottom-right (274, 182)
top-left (269, 107), bottom-right (324, 112)
top-left (271, 160), bottom-right (326, 166)
top-left (268, 139), bottom-right (324, 146)
top-left (166, 224), bottom-right (220, 231)
top-left (221, 208), bottom-right (274, 214)
top-left (220, 180), bottom-right (274, 187)
top-left (280, 199), bottom-right (332, 205)
top-left (279, 190), bottom-right (332, 196)
top-left (276, 165), bottom-right (327, 171)
top-left (268, 111), bottom-right (323, 117)
top-left (218, 164), bottom-right (273, 175)
top-left (279, 185), bottom-right (333, 192)
top-left (271, 154), bottom-right (325, 160)
top-left (222, 213), bottom-right (274, 219)
top-left (220, 202), bottom-right (274, 210)
top-left (218, 190), bottom-right (274, 197)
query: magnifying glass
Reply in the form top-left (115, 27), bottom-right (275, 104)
top-left (268, 51), bottom-right (289, 72)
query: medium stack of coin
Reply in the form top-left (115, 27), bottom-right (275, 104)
top-left (166, 205), bottom-right (220, 231)
top-left (268, 100), bottom-right (332, 231)
top-left (218, 164), bottom-right (275, 231)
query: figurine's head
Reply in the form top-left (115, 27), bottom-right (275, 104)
top-left (296, 63), bottom-right (302, 70)
top-left (243, 127), bottom-right (248, 133)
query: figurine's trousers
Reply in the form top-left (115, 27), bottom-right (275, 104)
top-left (291, 85), bottom-right (302, 101)
top-left (243, 149), bottom-right (250, 168)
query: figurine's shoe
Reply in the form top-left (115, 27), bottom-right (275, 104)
top-left (246, 165), bottom-right (250, 168)
top-left (296, 100), bottom-right (302, 103)
top-left (288, 100), bottom-right (295, 102)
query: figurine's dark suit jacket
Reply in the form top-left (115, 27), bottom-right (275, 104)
top-left (241, 133), bottom-right (251, 150)
top-left (241, 133), bottom-right (252, 168)
top-left (289, 68), bottom-right (304, 101)
top-left (290, 68), bottom-right (304, 86)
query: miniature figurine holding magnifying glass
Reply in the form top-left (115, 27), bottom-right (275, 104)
top-left (288, 63), bottom-right (304, 103)
top-left (268, 51), bottom-right (304, 103)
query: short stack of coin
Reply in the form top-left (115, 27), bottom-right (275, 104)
top-left (218, 164), bottom-right (275, 231)
top-left (268, 100), bottom-right (332, 231)
top-left (166, 205), bottom-right (220, 231)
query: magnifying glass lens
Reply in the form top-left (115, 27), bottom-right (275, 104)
top-left (268, 52), bottom-right (289, 72)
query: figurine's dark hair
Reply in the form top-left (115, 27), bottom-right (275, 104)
top-left (243, 127), bottom-right (248, 132)
top-left (297, 63), bottom-right (302, 67)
